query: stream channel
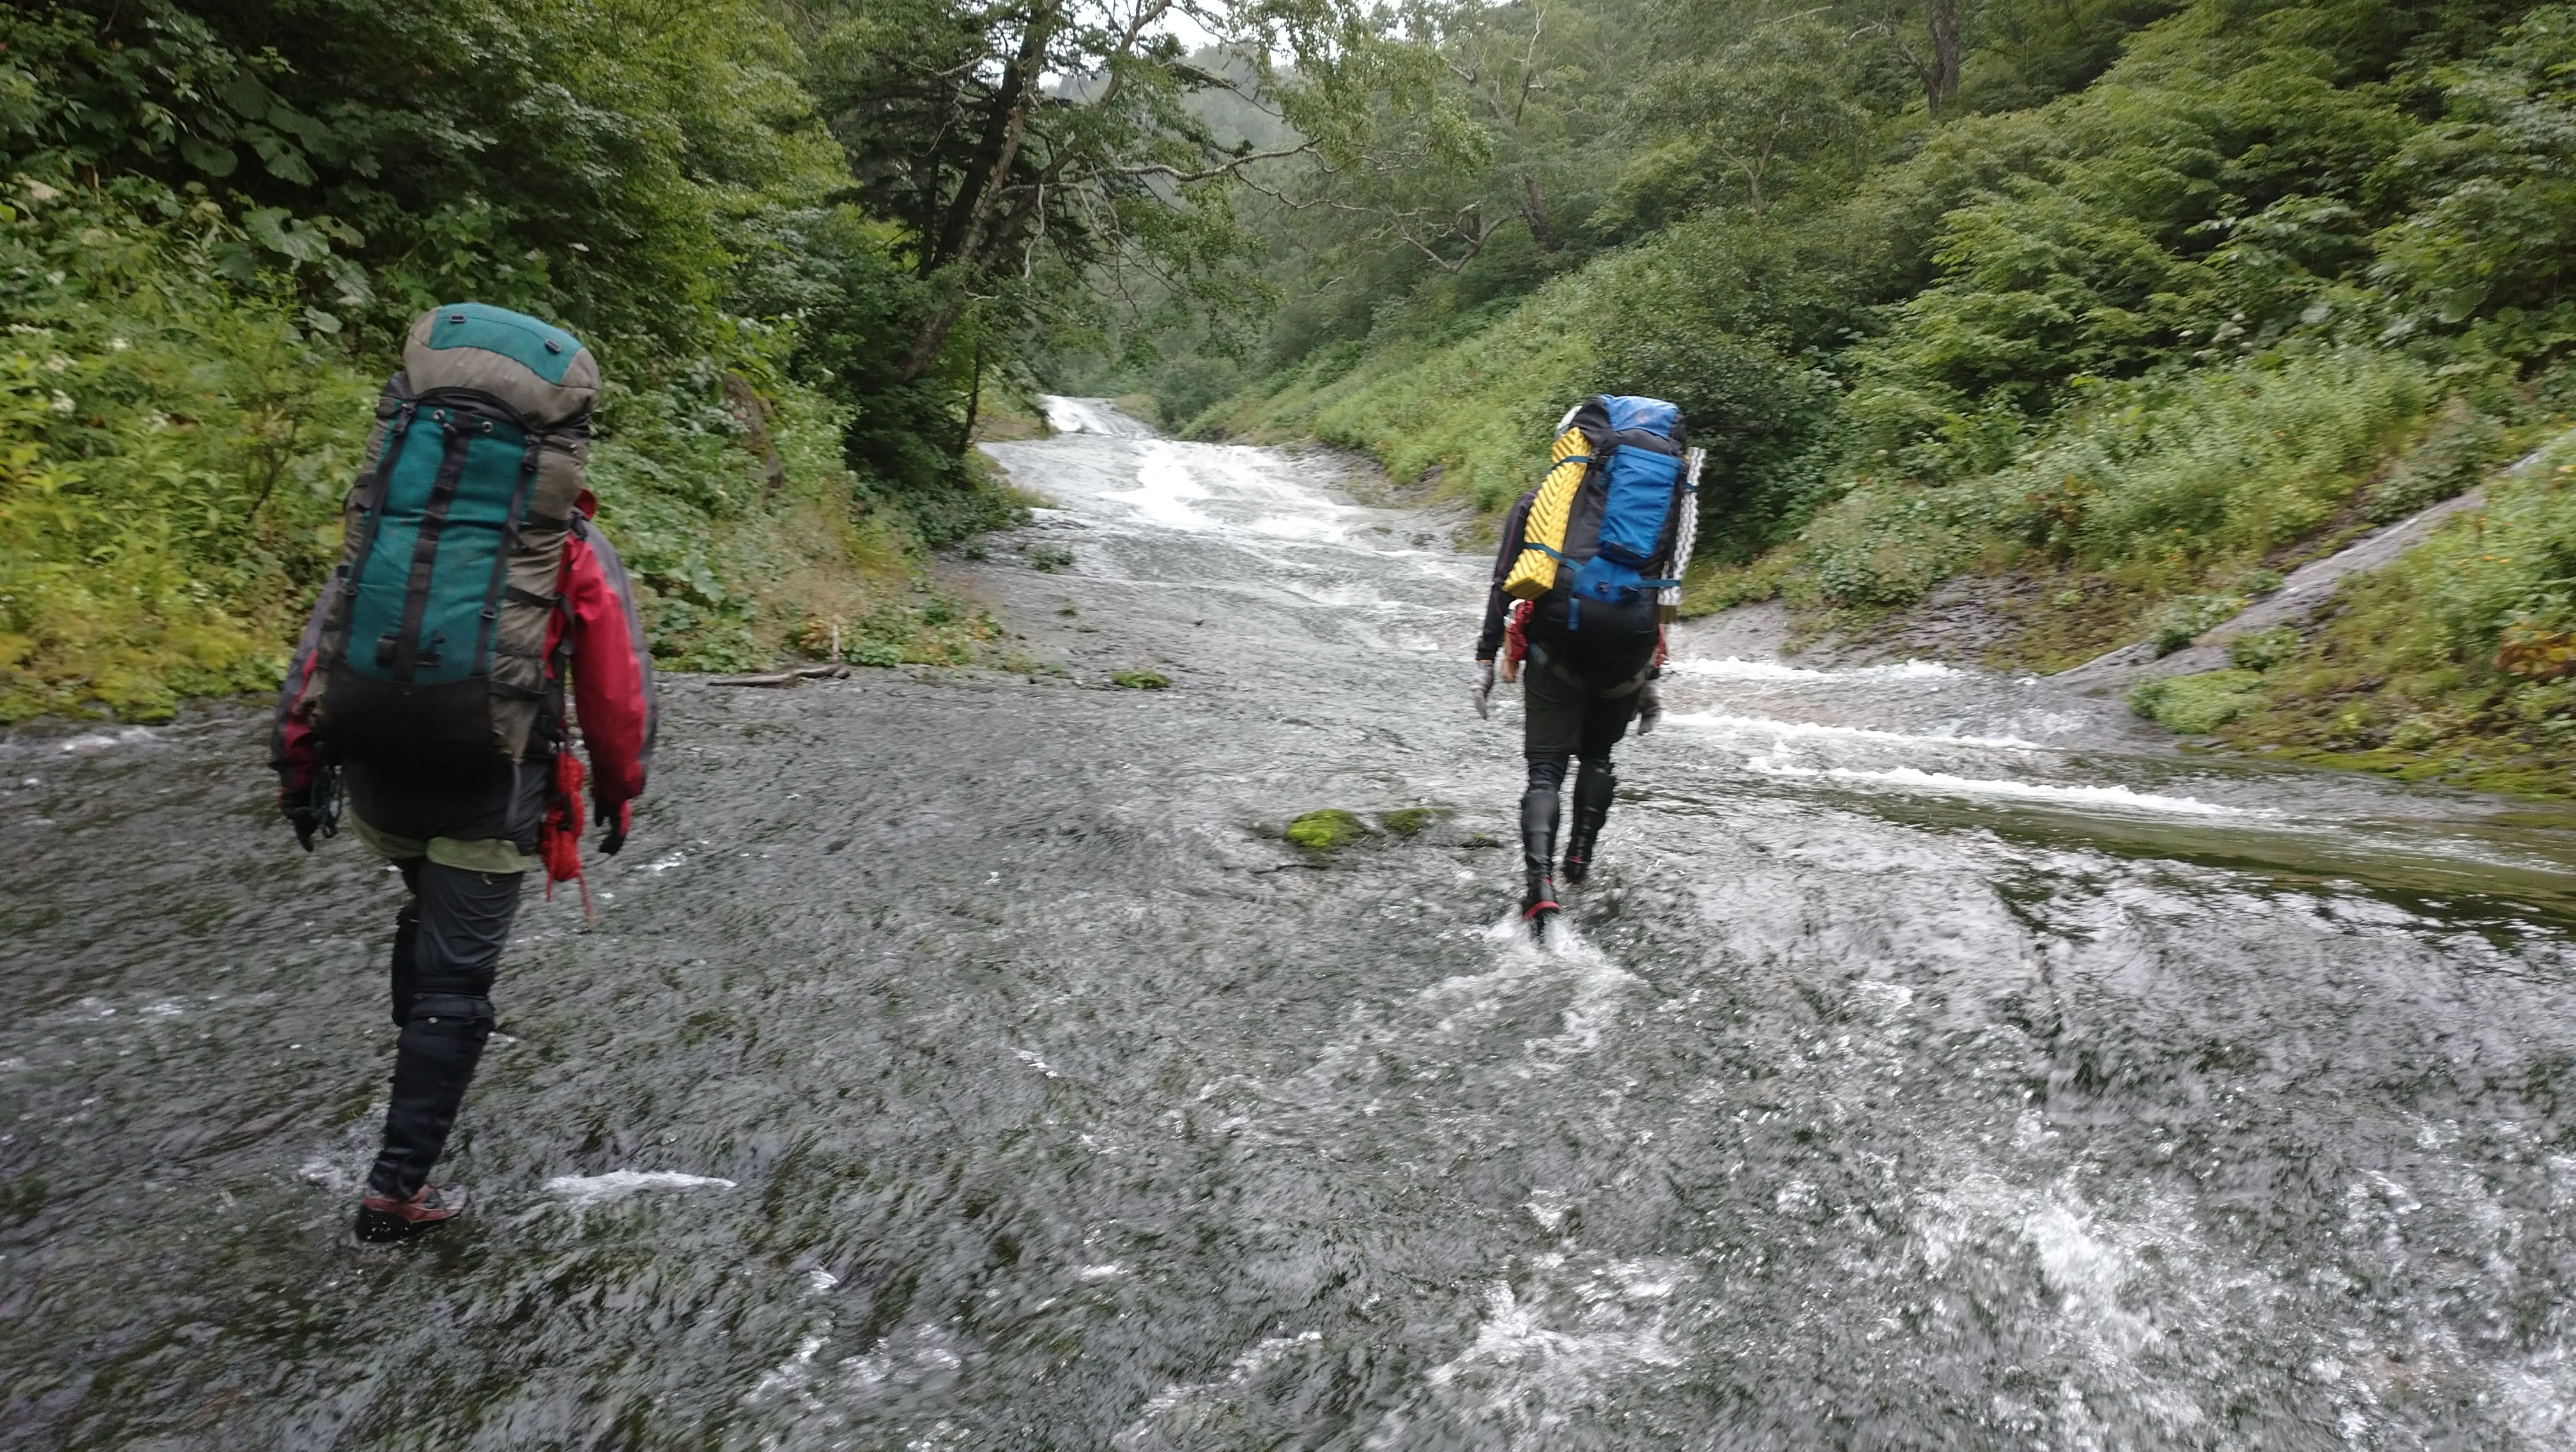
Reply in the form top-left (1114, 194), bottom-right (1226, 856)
top-left (9, 398), bottom-right (2576, 1448)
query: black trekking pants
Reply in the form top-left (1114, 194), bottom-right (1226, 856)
top-left (1519, 647), bottom-right (1641, 893)
top-left (370, 860), bottom-right (523, 1198)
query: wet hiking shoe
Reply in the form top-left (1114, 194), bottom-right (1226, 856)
top-left (1521, 890), bottom-right (1561, 942)
top-left (1562, 763), bottom-right (1613, 886)
top-left (355, 1181), bottom-right (471, 1244)
top-left (1561, 844), bottom-right (1594, 886)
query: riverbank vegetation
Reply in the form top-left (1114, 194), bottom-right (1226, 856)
top-left (17, 0), bottom-right (2576, 795)
top-left (1147, 0), bottom-right (2576, 792)
top-left (1, 0), bottom-right (1356, 720)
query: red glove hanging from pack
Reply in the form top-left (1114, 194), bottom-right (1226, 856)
top-left (539, 749), bottom-right (594, 922)
top-left (1502, 599), bottom-right (1533, 682)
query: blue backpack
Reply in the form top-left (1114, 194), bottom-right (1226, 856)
top-left (1541, 396), bottom-right (1692, 641)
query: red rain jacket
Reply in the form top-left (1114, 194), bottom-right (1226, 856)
top-left (272, 490), bottom-right (656, 817)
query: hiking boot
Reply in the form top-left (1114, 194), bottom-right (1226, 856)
top-left (1562, 761), bottom-right (1614, 886)
top-left (355, 1180), bottom-right (471, 1244)
top-left (1521, 887), bottom-right (1561, 941)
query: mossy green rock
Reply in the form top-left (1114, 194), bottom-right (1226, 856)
top-left (1112, 670), bottom-right (1172, 690)
top-left (1378, 807), bottom-right (1448, 837)
top-left (1285, 809), bottom-right (1370, 853)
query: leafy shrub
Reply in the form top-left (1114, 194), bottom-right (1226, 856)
top-left (2370, 8), bottom-right (2576, 363)
top-left (2227, 624), bottom-right (2304, 670)
top-left (2146, 594), bottom-right (2247, 654)
top-left (1799, 347), bottom-right (2431, 609)
top-left (2362, 398), bottom-right (2511, 523)
top-left (2130, 669), bottom-right (2266, 732)
top-left (0, 199), bottom-right (370, 720)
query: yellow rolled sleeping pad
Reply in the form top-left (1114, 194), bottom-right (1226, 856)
top-left (1502, 425), bottom-right (1593, 600)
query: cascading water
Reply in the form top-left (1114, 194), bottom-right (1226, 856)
top-left (6, 398), bottom-right (2576, 1448)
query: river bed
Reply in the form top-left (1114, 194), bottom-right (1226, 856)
top-left (6, 399), bottom-right (2576, 1448)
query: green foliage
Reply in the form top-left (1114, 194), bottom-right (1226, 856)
top-left (2227, 623), bottom-right (2303, 668)
top-left (2205, 428), bottom-right (2576, 790)
top-left (1, 0), bottom-right (1167, 716)
top-left (1797, 346), bottom-right (2432, 607)
top-left (0, 185), bottom-right (988, 718)
top-left (1112, 669), bottom-right (1172, 689)
top-left (2371, 7), bottom-right (2576, 360)
top-left (1, 0), bottom-right (842, 356)
top-left (2146, 594), bottom-right (2250, 654)
top-left (2129, 668), bottom-right (2266, 730)
top-left (0, 196), bottom-right (371, 720)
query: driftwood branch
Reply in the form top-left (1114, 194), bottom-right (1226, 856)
top-left (708, 665), bottom-right (854, 688)
top-left (1117, 141), bottom-right (1319, 183)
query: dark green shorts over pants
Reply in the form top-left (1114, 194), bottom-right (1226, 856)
top-left (1522, 645), bottom-right (1645, 759)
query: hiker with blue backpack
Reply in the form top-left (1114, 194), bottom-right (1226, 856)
top-left (1473, 397), bottom-right (1701, 938)
top-left (272, 305), bottom-right (657, 1243)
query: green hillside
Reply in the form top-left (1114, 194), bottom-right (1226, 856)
top-left (1170, 0), bottom-right (2576, 794)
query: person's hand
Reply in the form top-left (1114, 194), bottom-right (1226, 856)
top-left (595, 799), bottom-right (631, 856)
top-left (1636, 679), bottom-right (1664, 736)
top-left (1472, 660), bottom-right (1497, 719)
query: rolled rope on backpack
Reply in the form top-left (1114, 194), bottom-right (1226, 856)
top-left (1660, 447), bottom-right (1703, 617)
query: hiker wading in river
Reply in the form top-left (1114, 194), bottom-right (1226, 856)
top-left (272, 304), bottom-right (657, 1244)
top-left (1474, 396), bottom-right (1701, 938)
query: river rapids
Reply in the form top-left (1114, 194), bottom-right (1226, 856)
top-left (8, 399), bottom-right (2576, 1448)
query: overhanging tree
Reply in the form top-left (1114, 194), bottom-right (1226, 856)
top-left (787, 0), bottom-right (1349, 382)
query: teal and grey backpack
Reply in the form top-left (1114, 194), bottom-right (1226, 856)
top-left (296, 304), bottom-right (599, 767)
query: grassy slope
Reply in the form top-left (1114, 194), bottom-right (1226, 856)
top-left (2156, 429), bottom-right (2576, 798)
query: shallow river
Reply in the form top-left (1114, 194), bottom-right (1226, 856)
top-left (10, 399), bottom-right (2576, 1449)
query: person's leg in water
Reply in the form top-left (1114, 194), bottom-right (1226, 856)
top-left (357, 859), bottom-right (522, 1243)
top-left (1561, 688), bottom-right (1641, 884)
top-left (1522, 750), bottom-right (1571, 927)
top-left (1518, 651), bottom-right (1594, 934)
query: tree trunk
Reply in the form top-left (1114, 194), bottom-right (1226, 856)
top-left (1521, 174), bottom-right (1561, 253)
top-left (926, 6), bottom-right (1052, 278)
top-left (1923, 0), bottom-right (1961, 117)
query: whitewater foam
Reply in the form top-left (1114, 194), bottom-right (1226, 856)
top-left (1666, 656), bottom-right (1962, 682)
top-left (1747, 759), bottom-right (2250, 816)
top-left (544, 1170), bottom-right (737, 1205)
top-left (1669, 711), bottom-right (2046, 751)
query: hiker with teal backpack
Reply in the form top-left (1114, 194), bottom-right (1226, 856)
top-left (272, 304), bottom-right (657, 1243)
top-left (1473, 397), bottom-right (1701, 938)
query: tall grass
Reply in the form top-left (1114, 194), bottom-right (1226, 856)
top-left (1798, 347), bottom-right (2436, 606)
